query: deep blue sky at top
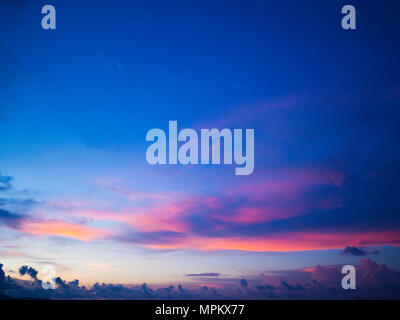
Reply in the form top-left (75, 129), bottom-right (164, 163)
top-left (1, 0), bottom-right (399, 157)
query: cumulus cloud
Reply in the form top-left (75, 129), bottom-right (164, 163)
top-left (1, 259), bottom-right (399, 299)
top-left (19, 266), bottom-right (38, 280)
top-left (0, 263), bottom-right (19, 298)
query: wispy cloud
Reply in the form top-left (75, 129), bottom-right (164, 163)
top-left (186, 273), bottom-right (221, 277)
top-left (17, 220), bottom-right (108, 241)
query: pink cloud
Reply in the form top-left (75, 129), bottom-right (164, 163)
top-left (20, 167), bottom-right (354, 251)
top-left (210, 168), bottom-right (345, 224)
top-left (141, 230), bottom-right (400, 252)
top-left (18, 220), bottom-right (108, 241)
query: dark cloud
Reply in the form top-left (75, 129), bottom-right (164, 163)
top-left (240, 279), bottom-right (248, 289)
top-left (19, 266), bottom-right (38, 280)
top-left (341, 246), bottom-right (380, 256)
top-left (256, 284), bottom-right (275, 290)
top-left (281, 281), bottom-right (305, 291)
top-left (0, 208), bottom-right (24, 228)
top-left (55, 277), bottom-right (67, 289)
top-left (0, 263), bottom-right (16, 293)
top-left (0, 173), bottom-right (39, 230)
top-left (0, 197), bottom-right (38, 208)
top-left (0, 173), bottom-right (12, 191)
top-left (0, 264), bottom-right (5, 289)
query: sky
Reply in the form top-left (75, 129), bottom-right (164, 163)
top-left (1, 0), bottom-right (400, 299)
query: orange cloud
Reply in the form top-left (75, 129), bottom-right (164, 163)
top-left (18, 220), bottom-right (106, 241)
top-left (144, 230), bottom-right (400, 252)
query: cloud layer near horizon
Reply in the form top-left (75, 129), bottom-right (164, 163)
top-left (1, 258), bottom-right (400, 300)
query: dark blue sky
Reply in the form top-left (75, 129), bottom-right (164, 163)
top-left (2, 0), bottom-right (399, 153)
